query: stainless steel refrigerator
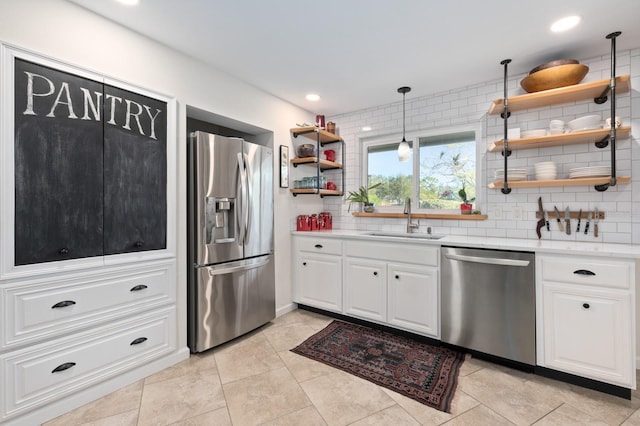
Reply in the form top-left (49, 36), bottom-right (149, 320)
top-left (187, 131), bottom-right (275, 353)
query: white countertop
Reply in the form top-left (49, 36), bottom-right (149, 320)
top-left (291, 230), bottom-right (640, 259)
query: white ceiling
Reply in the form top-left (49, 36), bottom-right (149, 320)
top-left (68, 0), bottom-right (640, 117)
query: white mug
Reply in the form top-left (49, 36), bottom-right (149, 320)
top-left (605, 116), bottom-right (622, 128)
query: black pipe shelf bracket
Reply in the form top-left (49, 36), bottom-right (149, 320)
top-left (604, 31), bottom-right (621, 191)
top-left (500, 58), bottom-right (512, 194)
top-left (595, 134), bottom-right (610, 149)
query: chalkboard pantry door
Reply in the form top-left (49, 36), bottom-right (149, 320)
top-left (0, 45), bottom-right (176, 278)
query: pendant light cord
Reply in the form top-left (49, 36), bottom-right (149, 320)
top-left (397, 86), bottom-right (411, 141)
top-left (402, 92), bottom-right (406, 141)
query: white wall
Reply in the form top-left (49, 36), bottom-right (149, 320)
top-left (325, 49), bottom-right (640, 245)
top-left (0, 0), bottom-right (318, 349)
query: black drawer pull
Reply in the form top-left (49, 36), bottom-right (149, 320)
top-left (582, 303), bottom-right (590, 309)
top-left (51, 300), bottom-right (76, 309)
top-left (373, 271), bottom-right (378, 276)
top-left (302, 262), bottom-right (307, 266)
top-left (52, 362), bottom-right (76, 373)
top-left (573, 269), bottom-right (595, 276)
top-left (314, 244), bottom-right (323, 249)
top-left (130, 337), bottom-right (148, 345)
top-left (135, 241), bottom-right (144, 248)
top-left (58, 248), bottom-right (69, 255)
top-left (130, 284), bottom-right (148, 292)
top-left (395, 275), bottom-right (400, 279)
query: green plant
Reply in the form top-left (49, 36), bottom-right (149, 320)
top-left (346, 182), bottom-right (382, 211)
top-left (458, 184), bottom-right (475, 205)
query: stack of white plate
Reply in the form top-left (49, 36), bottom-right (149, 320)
top-left (569, 166), bottom-right (611, 179)
top-left (534, 161), bottom-right (557, 180)
top-left (495, 168), bottom-right (527, 181)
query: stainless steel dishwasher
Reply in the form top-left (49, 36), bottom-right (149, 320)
top-left (441, 246), bottom-right (536, 366)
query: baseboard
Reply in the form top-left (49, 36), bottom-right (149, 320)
top-left (535, 365), bottom-right (632, 400)
top-left (276, 302), bottom-right (297, 317)
top-left (4, 347), bottom-right (190, 426)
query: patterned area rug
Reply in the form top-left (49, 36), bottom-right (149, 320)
top-left (291, 320), bottom-right (465, 413)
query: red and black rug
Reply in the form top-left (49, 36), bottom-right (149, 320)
top-left (291, 320), bottom-right (465, 413)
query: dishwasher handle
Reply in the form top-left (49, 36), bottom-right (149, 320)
top-left (444, 253), bottom-right (531, 267)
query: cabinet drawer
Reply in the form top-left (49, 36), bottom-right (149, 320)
top-left (538, 256), bottom-right (632, 289)
top-left (2, 262), bottom-right (175, 348)
top-left (345, 240), bottom-right (438, 266)
top-left (0, 306), bottom-right (175, 421)
top-left (295, 236), bottom-right (342, 255)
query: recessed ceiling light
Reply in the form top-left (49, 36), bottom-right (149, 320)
top-left (305, 94), bottom-right (320, 102)
top-left (116, 0), bottom-right (140, 5)
top-left (550, 15), bottom-right (581, 33)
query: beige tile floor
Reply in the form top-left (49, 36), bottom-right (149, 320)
top-left (44, 309), bottom-right (640, 426)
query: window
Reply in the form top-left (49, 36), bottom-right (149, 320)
top-left (364, 129), bottom-right (476, 211)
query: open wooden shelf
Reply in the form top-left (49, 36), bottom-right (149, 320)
top-left (488, 126), bottom-right (631, 152)
top-left (352, 212), bottom-right (488, 220)
top-left (487, 75), bottom-right (631, 115)
top-left (489, 176), bottom-right (630, 189)
top-left (290, 188), bottom-right (343, 196)
top-left (291, 126), bottom-right (342, 144)
top-left (291, 157), bottom-right (342, 170)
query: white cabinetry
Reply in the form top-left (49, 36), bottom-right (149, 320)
top-left (344, 240), bottom-right (439, 337)
top-left (387, 262), bottom-right (438, 336)
top-left (0, 46), bottom-right (182, 424)
top-left (344, 258), bottom-right (385, 322)
top-left (292, 236), bottom-right (343, 313)
top-left (537, 255), bottom-right (636, 388)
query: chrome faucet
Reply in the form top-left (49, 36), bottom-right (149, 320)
top-left (404, 197), bottom-right (419, 233)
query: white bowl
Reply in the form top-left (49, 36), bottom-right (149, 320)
top-left (535, 161), bottom-right (556, 167)
top-left (549, 128), bottom-right (564, 135)
top-left (536, 173), bottom-right (557, 180)
top-left (567, 115), bottom-right (601, 132)
top-left (549, 119), bottom-right (564, 128)
top-left (521, 129), bottom-right (547, 138)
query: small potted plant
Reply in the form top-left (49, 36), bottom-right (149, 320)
top-left (346, 183), bottom-right (381, 212)
top-left (458, 185), bottom-right (475, 215)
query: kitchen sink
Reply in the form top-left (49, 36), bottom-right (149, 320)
top-left (364, 231), bottom-right (445, 240)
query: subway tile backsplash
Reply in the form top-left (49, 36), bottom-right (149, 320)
top-left (314, 50), bottom-right (639, 245)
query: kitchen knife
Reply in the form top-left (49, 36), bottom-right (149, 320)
top-left (565, 206), bottom-right (571, 235)
top-left (584, 211), bottom-right (592, 235)
top-left (594, 207), bottom-right (599, 238)
top-left (545, 209), bottom-right (550, 231)
top-left (536, 197), bottom-right (546, 239)
top-left (576, 208), bottom-right (582, 233)
top-left (553, 206), bottom-right (564, 232)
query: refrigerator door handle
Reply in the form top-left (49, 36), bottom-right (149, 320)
top-left (236, 152), bottom-right (248, 244)
top-left (207, 256), bottom-right (271, 276)
top-left (244, 152), bottom-right (252, 241)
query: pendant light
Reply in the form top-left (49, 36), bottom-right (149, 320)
top-left (397, 86), bottom-right (411, 162)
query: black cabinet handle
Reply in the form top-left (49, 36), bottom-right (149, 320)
top-left (51, 300), bottom-right (76, 309)
top-left (130, 337), bottom-right (148, 345)
top-left (130, 284), bottom-right (148, 292)
top-left (314, 244), bottom-right (323, 249)
top-left (58, 248), bottom-right (69, 255)
top-left (573, 269), bottom-right (596, 276)
top-left (373, 271), bottom-right (378, 276)
top-left (134, 241), bottom-right (144, 248)
top-left (302, 262), bottom-right (307, 266)
top-left (51, 362), bottom-right (76, 373)
top-left (582, 303), bottom-right (590, 309)
top-left (395, 275), bottom-right (400, 279)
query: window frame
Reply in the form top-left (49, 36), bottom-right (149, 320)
top-left (360, 123), bottom-right (483, 213)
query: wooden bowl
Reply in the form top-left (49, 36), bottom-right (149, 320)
top-left (529, 59), bottom-right (579, 75)
top-left (520, 64), bottom-right (589, 93)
